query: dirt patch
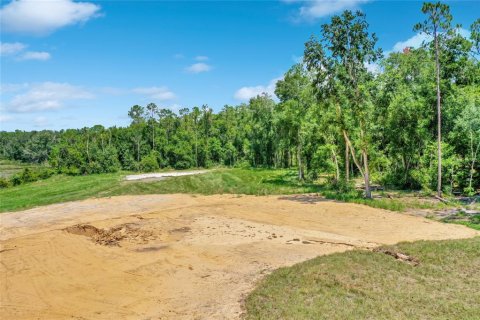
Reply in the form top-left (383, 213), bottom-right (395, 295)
top-left (169, 226), bottom-right (191, 233)
top-left (374, 247), bottom-right (420, 266)
top-left (1, 194), bottom-right (477, 320)
top-left (65, 223), bottom-right (155, 246)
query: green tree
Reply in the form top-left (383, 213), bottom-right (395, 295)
top-left (304, 10), bottom-right (382, 198)
top-left (414, 1), bottom-right (453, 196)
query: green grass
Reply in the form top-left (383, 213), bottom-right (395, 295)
top-left (245, 237), bottom-right (480, 320)
top-left (0, 172), bottom-right (124, 212)
top-left (322, 190), bottom-right (452, 212)
top-left (106, 168), bottom-right (319, 197)
top-left (0, 159), bottom-right (44, 178)
top-left (0, 168), bottom-right (319, 212)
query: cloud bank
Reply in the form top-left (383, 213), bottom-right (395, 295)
top-left (0, 0), bottom-right (101, 35)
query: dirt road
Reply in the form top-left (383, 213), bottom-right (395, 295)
top-left (1, 194), bottom-right (477, 319)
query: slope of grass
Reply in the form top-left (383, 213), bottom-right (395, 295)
top-left (106, 168), bottom-right (319, 197)
top-left (0, 173), bottom-right (123, 212)
top-left (0, 169), bottom-right (319, 212)
top-left (245, 237), bottom-right (480, 320)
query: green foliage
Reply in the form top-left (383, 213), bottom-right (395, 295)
top-left (0, 178), bottom-right (11, 188)
top-left (140, 151), bottom-right (160, 172)
top-left (5, 167), bottom-right (55, 188)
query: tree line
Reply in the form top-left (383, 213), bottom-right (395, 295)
top-left (1, 2), bottom-right (479, 196)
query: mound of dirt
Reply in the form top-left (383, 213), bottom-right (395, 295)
top-left (65, 223), bottom-right (155, 246)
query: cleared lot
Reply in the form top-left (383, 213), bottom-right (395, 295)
top-left (1, 194), bottom-right (477, 319)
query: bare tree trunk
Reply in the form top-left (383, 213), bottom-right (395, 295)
top-left (362, 149), bottom-right (371, 199)
top-left (469, 132), bottom-right (480, 190)
top-left (434, 27), bottom-right (442, 197)
top-left (297, 145), bottom-right (304, 181)
top-left (331, 147), bottom-right (340, 182)
top-left (343, 130), bottom-right (364, 177)
top-left (345, 143), bottom-right (350, 182)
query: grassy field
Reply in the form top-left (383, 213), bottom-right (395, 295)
top-left (0, 169), bottom-right (319, 212)
top-left (0, 172), bottom-right (124, 212)
top-left (245, 237), bottom-right (480, 320)
top-left (0, 159), bottom-right (44, 178)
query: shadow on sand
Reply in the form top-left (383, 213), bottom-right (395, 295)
top-left (278, 194), bottom-right (339, 204)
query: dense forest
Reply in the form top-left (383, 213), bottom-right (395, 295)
top-left (1, 2), bottom-right (479, 197)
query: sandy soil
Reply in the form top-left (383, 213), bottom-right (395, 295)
top-left (124, 170), bottom-right (208, 181)
top-left (1, 194), bottom-right (477, 319)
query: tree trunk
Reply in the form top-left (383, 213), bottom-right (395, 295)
top-left (331, 147), bottom-right (340, 182)
top-left (345, 143), bottom-right (350, 182)
top-left (363, 149), bottom-right (371, 199)
top-left (152, 124), bottom-right (155, 151)
top-left (343, 130), bottom-right (364, 177)
top-left (297, 131), bottom-right (304, 181)
top-left (297, 144), bottom-right (304, 181)
top-left (469, 132), bottom-right (480, 190)
top-left (434, 27), bottom-right (442, 197)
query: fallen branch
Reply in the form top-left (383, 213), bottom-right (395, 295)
top-left (374, 248), bottom-right (420, 266)
top-left (434, 195), bottom-right (449, 204)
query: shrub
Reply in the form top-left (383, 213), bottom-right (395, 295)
top-left (0, 177), bottom-right (10, 188)
top-left (10, 174), bottom-right (23, 186)
top-left (140, 152), bottom-right (159, 172)
top-left (21, 168), bottom-right (37, 183)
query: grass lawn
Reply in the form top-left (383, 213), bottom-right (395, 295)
top-left (0, 168), bottom-right (319, 212)
top-left (0, 172), bottom-right (124, 212)
top-left (245, 237), bottom-right (480, 320)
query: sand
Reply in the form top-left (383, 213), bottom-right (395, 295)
top-left (1, 194), bottom-right (477, 319)
top-left (124, 170), bottom-right (208, 181)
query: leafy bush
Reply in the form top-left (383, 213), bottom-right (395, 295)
top-left (140, 152), bottom-right (159, 172)
top-left (0, 178), bottom-right (11, 188)
top-left (21, 168), bottom-right (37, 183)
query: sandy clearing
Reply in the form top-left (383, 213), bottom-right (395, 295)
top-left (0, 194), bottom-right (477, 319)
top-left (124, 170), bottom-right (208, 181)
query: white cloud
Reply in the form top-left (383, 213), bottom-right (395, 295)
top-left (0, 83), bottom-right (29, 93)
top-left (195, 55), bottom-right (209, 61)
top-left (391, 32), bottom-right (431, 53)
top-left (18, 51), bottom-right (51, 61)
top-left (389, 28), bottom-right (471, 54)
top-left (0, 42), bottom-right (26, 55)
top-left (7, 82), bottom-right (94, 113)
top-left (234, 77), bottom-right (282, 101)
top-left (0, 115), bottom-right (13, 123)
top-left (0, 42), bottom-right (51, 61)
top-left (185, 62), bottom-right (212, 74)
top-left (0, 0), bottom-right (101, 35)
top-left (285, 0), bottom-right (370, 20)
top-left (132, 86), bottom-right (176, 101)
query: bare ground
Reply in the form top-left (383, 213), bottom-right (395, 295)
top-left (1, 194), bottom-right (477, 319)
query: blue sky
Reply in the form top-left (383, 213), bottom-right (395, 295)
top-left (1, 0), bottom-right (478, 131)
